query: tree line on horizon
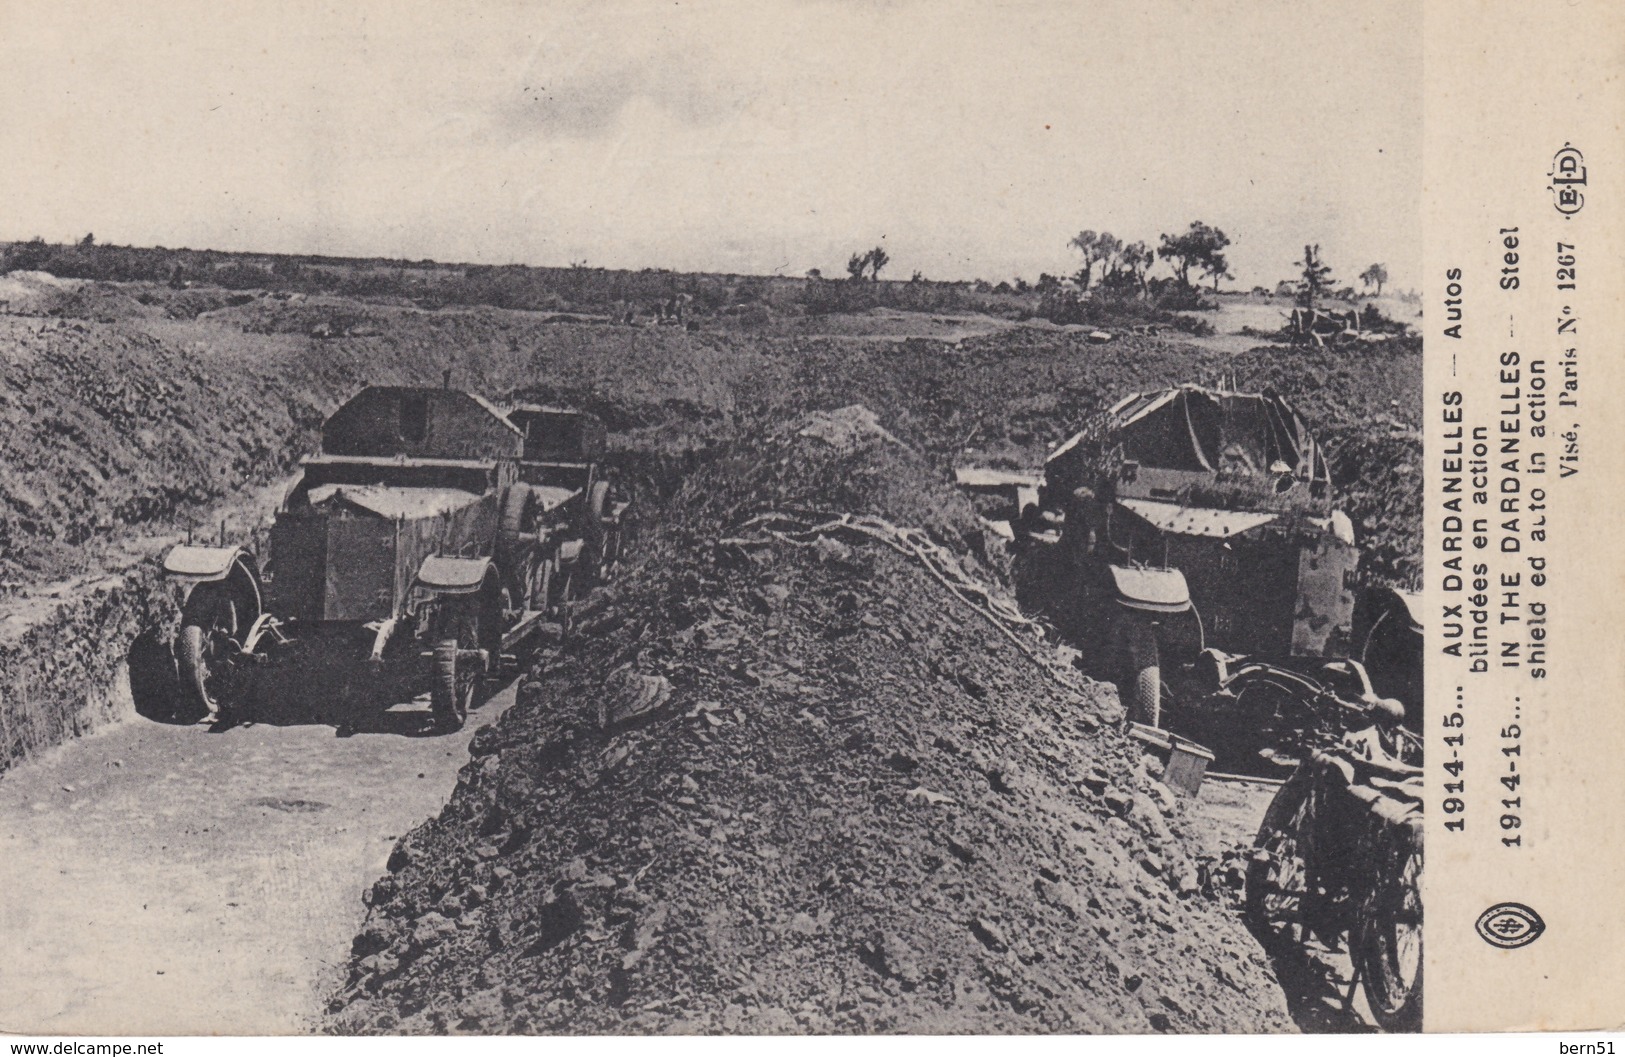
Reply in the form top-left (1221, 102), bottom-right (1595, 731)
top-left (2, 226), bottom-right (1396, 324)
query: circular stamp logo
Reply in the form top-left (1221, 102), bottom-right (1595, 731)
top-left (1475, 902), bottom-right (1546, 949)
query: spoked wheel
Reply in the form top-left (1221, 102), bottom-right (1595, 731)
top-left (430, 639), bottom-right (477, 732)
top-left (176, 586), bottom-right (244, 720)
top-left (1357, 836), bottom-right (1424, 1031)
top-left (1245, 769), bottom-right (1315, 939)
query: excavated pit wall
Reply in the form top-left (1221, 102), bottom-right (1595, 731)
top-left (0, 296), bottom-right (766, 772)
top-left (0, 566), bottom-right (173, 773)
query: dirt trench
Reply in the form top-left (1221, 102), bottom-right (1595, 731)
top-left (0, 677), bottom-right (522, 1035)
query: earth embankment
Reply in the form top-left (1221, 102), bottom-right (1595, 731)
top-left (323, 416), bottom-right (1296, 1033)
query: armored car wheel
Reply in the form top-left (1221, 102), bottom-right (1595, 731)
top-left (1123, 621), bottom-right (1162, 727)
top-left (600, 522), bottom-right (623, 579)
top-left (430, 639), bottom-right (476, 731)
top-left (530, 556), bottom-right (554, 614)
top-left (176, 584), bottom-right (242, 719)
top-left (176, 624), bottom-right (218, 716)
top-left (499, 484), bottom-right (536, 541)
top-left (588, 478), bottom-right (610, 538)
top-left (553, 563), bottom-right (578, 636)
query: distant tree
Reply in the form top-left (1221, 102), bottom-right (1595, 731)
top-left (806, 267), bottom-right (823, 280)
top-left (911, 270), bottom-right (924, 283)
top-left (846, 252), bottom-right (868, 282)
top-left (5, 237), bottom-right (50, 272)
top-left (1119, 240), bottom-right (1155, 297)
top-left (1013, 277), bottom-right (1029, 294)
top-left (1295, 244), bottom-right (1336, 309)
top-left (1359, 262), bottom-right (1389, 296)
top-left (1036, 273), bottom-right (1062, 293)
top-left (79, 232), bottom-right (95, 248)
top-left (1068, 229), bottom-right (1123, 291)
top-left (1097, 233), bottom-right (1124, 283)
top-left (866, 245), bottom-right (889, 282)
top-left (1158, 221), bottom-right (1231, 290)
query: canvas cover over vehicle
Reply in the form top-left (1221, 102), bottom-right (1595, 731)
top-left (1046, 385), bottom-right (1332, 496)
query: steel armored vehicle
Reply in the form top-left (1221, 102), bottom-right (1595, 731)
top-left (1036, 384), bottom-right (1418, 754)
top-left (505, 402), bottom-right (630, 592)
top-left (160, 386), bottom-right (626, 729)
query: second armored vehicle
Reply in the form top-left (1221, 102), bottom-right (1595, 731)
top-left (1033, 384), bottom-right (1418, 754)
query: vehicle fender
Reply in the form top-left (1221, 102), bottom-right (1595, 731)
top-left (1358, 585), bottom-right (1423, 634)
top-left (164, 545), bottom-right (264, 623)
top-left (1107, 564), bottom-right (1191, 614)
top-left (163, 544), bottom-right (251, 583)
top-left (416, 555), bottom-right (495, 595)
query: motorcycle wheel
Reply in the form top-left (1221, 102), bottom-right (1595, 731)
top-left (1357, 840), bottom-right (1424, 1031)
top-left (1244, 768), bottom-right (1315, 939)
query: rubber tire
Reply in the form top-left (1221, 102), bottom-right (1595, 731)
top-left (499, 484), bottom-right (535, 539)
top-left (1124, 621), bottom-right (1161, 727)
top-left (555, 565), bottom-right (577, 635)
top-left (1357, 844), bottom-right (1424, 1032)
top-left (533, 557), bottom-right (554, 614)
top-left (176, 623), bottom-right (217, 716)
top-left (177, 583), bottom-right (239, 718)
top-left (430, 639), bottom-right (472, 732)
top-left (585, 481), bottom-right (611, 580)
top-left (599, 526), bottom-right (620, 580)
top-left (1244, 769), bottom-right (1315, 935)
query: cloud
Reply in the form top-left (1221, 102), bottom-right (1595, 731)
top-left (496, 48), bottom-right (756, 139)
top-left (0, 0), bottom-right (1421, 289)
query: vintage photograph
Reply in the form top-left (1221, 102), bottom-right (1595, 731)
top-left (0, 0), bottom-right (1424, 1036)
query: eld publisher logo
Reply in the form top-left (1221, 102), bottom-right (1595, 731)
top-left (1475, 902), bottom-right (1546, 949)
top-left (1550, 143), bottom-right (1586, 216)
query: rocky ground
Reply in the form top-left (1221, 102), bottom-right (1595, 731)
top-left (323, 415), bottom-right (1295, 1034)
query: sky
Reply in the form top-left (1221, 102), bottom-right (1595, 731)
top-left (0, 0), bottom-right (1421, 291)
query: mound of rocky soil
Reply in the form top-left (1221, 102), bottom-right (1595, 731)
top-left (0, 315), bottom-right (315, 582)
top-left (0, 271), bottom-right (158, 323)
top-left (324, 415), bottom-right (1293, 1034)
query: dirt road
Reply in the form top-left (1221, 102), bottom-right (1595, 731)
top-left (0, 680), bottom-right (518, 1035)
